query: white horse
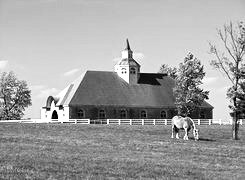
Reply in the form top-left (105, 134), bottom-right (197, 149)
top-left (171, 116), bottom-right (199, 141)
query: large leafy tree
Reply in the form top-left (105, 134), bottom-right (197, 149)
top-left (0, 71), bottom-right (32, 120)
top-left (158, 64), bottom-right (178, 79)
top-left (174, 53), bottom-right (209, 116)
top-left (209, 21), bottom-right (245, 140)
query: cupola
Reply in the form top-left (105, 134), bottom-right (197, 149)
top-left (114, 39), bottom-right (140, 84)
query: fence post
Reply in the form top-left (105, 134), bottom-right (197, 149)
top-left (153, 119), bottom-right (156, 125)
top-left (119, 119), bottom-right (121, 125)
top-left (75, 119), bottom-right (77, 124)
top-left (198, 119), bottom-right (201, 125)
top-left (130, 119), bottom-right (132, 125)
top-left (241, 119), bottom-right (243, 125)
top-left (209, 119), bottom-right (212, 125)
top-left (164, 119), bottom-right (167, 125)
top-left (219, 119), bottom-right (222, 125)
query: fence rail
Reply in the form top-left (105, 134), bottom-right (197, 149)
top-left (0, 118), bottom-right (243, 125)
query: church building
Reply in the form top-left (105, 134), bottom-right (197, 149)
top-left (41, 40), bottom-right (213, 121)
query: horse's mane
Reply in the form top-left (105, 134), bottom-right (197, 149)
top-left (186, 117), bottom-right (196, 130)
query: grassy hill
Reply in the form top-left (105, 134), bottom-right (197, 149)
top-left (0, 123), bottom-right (244, 179)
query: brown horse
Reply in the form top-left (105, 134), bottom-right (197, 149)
top-left (171, 116), bottom-right (199, 141)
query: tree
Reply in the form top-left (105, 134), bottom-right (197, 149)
top-left (0, 71), bottom-right (32, 120)
top-left (209, 21), bottom-right (245, 140)
top-left (174, 53), bottom-right (209, 116)
top-left (158, 64), bottom-right (177, 79)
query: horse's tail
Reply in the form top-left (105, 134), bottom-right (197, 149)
top-left (188, 117), bottom-right (196, 130)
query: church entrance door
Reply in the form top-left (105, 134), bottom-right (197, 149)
top-left (51, 110), bottom-right (58, 119)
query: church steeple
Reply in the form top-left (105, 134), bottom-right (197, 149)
top-left (114, 39), bottom-right (141, 84)
top-left (125, 38), bottom-right (131, 50)
top-left (122, 39), bottom-right (133, 59)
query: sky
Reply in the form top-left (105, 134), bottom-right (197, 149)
top-left (0, 0), bottom-right (245, 120)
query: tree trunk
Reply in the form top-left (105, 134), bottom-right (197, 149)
top-left (232, 111), bottom-right (239, 140)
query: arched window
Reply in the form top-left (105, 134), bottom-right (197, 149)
top-left (130, 67), bottom-right (136, 74)
top-left (78, 109), bottom-right (85, 118)
top-left (160, 110), bottom-right (167, 118)
top-left (200, 111), bottom-right (205, 119)
top-left (120, 109), bottom-right (127, 119)
top-left (121, 68), bottom-right (127, 74)
top-left (140, 110), bottom-right (147, 119)
top-left (99, 109), bottom-right (106, 119)
top-left (51, 110), bottom-right (58, 119)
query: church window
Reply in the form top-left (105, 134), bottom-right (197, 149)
top-left (200, 111), bottom-right (205, 119)
top-left (140, 110), bottom-right (147, 118)
top-left (121, 68), bottom-right (127, 74)
top-left (160, 110), bottom-right (167, 118)
top-left (78, 109), bottom-right (85, 118)
top-left (120, 109), bottom-right (127, 119)
top-left (130, 68), bottom-right (136, 74)
top-left (99, 109), bottom-right (106, 119)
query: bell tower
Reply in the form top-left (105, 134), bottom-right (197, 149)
top-left (114, 39), bottom-right (140, 84)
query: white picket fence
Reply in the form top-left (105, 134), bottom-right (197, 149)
top-left (0, 119), bottom-right (90, 124)
top-left (0, 118), bottom-right (243, 125)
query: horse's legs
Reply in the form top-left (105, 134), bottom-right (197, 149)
top-left (171, 125), bottom-right (177, 138)
top-left (172, 125), bottom-right (179, 139)
top-left (171, 125), bottom-right (175, 138)
top-left (183, 128), bottom-right (189, 140)
top-left (176, 131), bottom-right (179, 139)
top-left (175, 127), bottom-right (180, 139)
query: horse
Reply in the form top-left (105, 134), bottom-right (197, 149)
top-left (171, 116), bottom-right (199, 141)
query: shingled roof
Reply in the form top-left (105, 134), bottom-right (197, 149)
top-left (116, 58), bottom-right (140, 66)
top-left (54, 71), bottom-right (213, 109)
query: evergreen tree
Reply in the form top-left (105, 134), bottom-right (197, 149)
top-left (174, 53), bottom-right (209, 116)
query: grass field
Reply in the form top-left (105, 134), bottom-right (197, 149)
top-left (0, 123), bottom-right (245, 180)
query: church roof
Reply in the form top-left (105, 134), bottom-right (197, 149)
top-left (116, 58), bottom-right (140, 66)
top-left (55, 72), bottom-right (86, 106)
top-left (54, 71), bottom-right (213, 109)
